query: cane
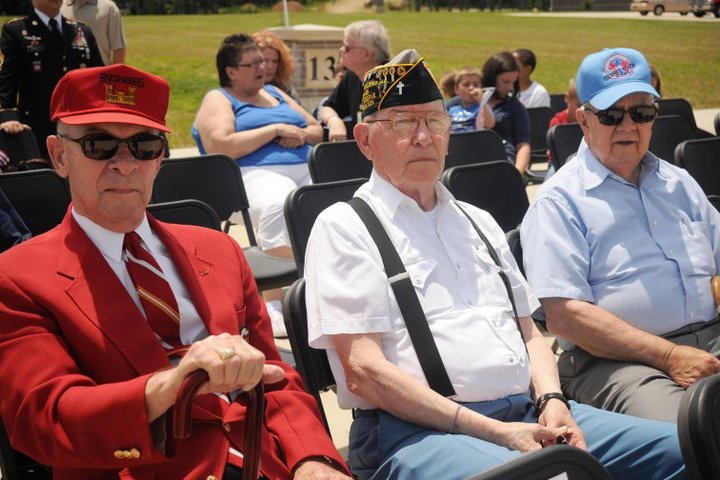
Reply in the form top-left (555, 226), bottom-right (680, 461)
top-left (173, 370), bottom-right (264, 479)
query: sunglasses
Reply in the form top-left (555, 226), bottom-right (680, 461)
top-left (586, 104), bottom-right (658, 126)
top-left (366, 111), bottom-right (452, 137)
top-left (57, 132), bottom-right (167, 160)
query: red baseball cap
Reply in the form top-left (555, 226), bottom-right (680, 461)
top-left (50, 64), bottom-right (171, 132)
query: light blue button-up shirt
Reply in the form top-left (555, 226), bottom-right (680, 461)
top-left (521, 139), bottom-right (720, 339)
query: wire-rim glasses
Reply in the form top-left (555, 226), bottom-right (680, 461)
top-left (366, 111), bottom-right (452, 137)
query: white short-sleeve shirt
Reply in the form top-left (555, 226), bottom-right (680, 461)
top-left (304, 172), bottom-right (540, 409)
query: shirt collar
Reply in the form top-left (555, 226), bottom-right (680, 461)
top-left (34, 9), bottom-right (62, 29)
top-left (365, 170), bottom-right (453, 218)
top-left (579, 139), bottom-right (661, 190)
top-left (72, 208), bottom-right (152, 263)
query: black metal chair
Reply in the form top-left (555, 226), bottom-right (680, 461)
top-left (284, 178), bottom-right (366, 275)
top-left (152, 154), bottom-right (298, 291)
top-left (650, 115), bottom-right (696, 163)
top-left (446, 129), bottom-right (507, 170)
top-left (282, 277), bottom-right (335, 434)
top-left (466, 444), bottom-right (611, 480)
top-left (546, 122), bottom-right (583, 171)
top-left (307, 140), bottom-right (371, 184)
top-left (525, 106), bottom-right (555, 184)
top-left (657, 97), bottom-right (713, 138)
top-left (0, 169), bottom-right (70, 236)
top-left (0, 129), bottom-right (49, 172)
top-left (441, 161), bottom-right (529, 233)
top-left (677, 372), bottom-right (720, 480)
top-left (674, 136), bottom-right (720, 196)
top-left (714, 112), bottom-right (720, 136)
top-left (147, 199), bottom-right (222, 231)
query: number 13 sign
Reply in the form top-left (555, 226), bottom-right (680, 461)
top-left (304, 48), bottom-right (340, 89)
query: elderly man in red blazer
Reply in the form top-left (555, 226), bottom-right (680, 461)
top-left (0, 64), bottom-right (350, 480)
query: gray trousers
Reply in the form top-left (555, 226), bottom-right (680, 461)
top-left (558, 318), bottom-right (720, 423)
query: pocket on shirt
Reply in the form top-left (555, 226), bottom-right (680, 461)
top-left (687, 221), bottom-right (715, 273)
top-left (405, 257), bottom-right (454, 316)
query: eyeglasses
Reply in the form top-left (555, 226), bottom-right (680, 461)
top-left (57, 132), bottom-right (167, 160)
top-left (232, 59), bottom-right (267, 69)
top-left (586, 104), bottom-right (658, 126)
top-left (366, 111), bottom-right (452, 137)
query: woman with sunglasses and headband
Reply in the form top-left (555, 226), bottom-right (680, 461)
top-left (192, 33), bottom-right (322, 337)
top-left (522, 47), bottom-right (720, 424)
top-left (481, 51), bottom-right (532, 179)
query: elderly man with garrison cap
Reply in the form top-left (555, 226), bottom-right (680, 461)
top-left (304, 49), bottom-right (686, 480)
top-left (0, 63), bottom-right (351, 480)
top-left (522, 47), bottom-right (720, 424)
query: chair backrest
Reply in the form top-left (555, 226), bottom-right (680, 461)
top-left (546, 122), bottom-right (583, 170)
top-left (650, 115), bottom-right (696, 163)
top-left (441, 161), bottom-right (529, 232)
top-left (707, 195), bottom-right (720, 212)
top-left (152, 154), bottom-right (253, 238)
top-left (281, 278), bottom-right (335, 433)
top-left (307, 140), bottom-right (372, 184)
top-left (677, 372), bottom-right (720, 480)
top-left (0, 129), bottom-right (45, 171)
top-left (446, 129), bottom-right (508, 169)
top-left (674, 136), bottom-right (720, 196)
top-left (0, 169), bottom-right (70, 236)
top-left (526, 106), bottom-right (555, 155)
top-left (549, 93), bottom-right (567, 113)
top-left (0, 418), bottom-right (51, 480)
top-left (714, 112), bottom-right (720, 136)
top-left (147, 199), bottom-right (222, 231)
top-left (466, 444), bottom-right (611, 480)
top-left (657, 97), bottom-right (699, 133)
top-left (284, 178), bottom-right (366, 274)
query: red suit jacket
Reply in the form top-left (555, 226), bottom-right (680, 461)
top-left (0, 209), bottom-right (347, 479)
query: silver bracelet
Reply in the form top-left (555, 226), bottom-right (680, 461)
top-left (448, 404), bottom-right (463, 434)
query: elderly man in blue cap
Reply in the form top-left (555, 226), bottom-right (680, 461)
top-left (305, 48), bottom-right (686, 480)
top-left (522, 47), bottom-right (720, 424)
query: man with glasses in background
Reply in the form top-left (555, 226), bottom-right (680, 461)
top-left (318, 19), bottom-right (391, 141)
top-left (0, 63), bottom-right (350, 480)
top-left (304, 48), bottom-right (685, 480)
top-left (522, 47), bottom-right (720, 423)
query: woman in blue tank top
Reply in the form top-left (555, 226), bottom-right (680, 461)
top-left (192, 33), bottom-right (323, 337)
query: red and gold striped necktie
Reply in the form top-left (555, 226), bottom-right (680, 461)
top-left (123, 232), bottom-right (183, 354)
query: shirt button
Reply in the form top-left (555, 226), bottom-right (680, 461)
top-left (508, 357), bottom-right (516, 364)
top-left (653, 220), bottom-right (658, 227)
top-left (224, 424), bottom-right (232, 432)
top-left (207, 476), bottom-right (219, 480)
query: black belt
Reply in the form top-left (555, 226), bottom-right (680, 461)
top-left (662, 316), bottom-right (720, 340)
top-left (352, 408), bottom-right (380, 419)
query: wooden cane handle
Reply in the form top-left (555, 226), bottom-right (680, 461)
top-left (712, 276), bottom-right (720, 306)
top-left (173, 370), bottom-right (265, 480)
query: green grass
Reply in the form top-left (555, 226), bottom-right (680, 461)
top-left (5, 10), bottom-right (719, 146)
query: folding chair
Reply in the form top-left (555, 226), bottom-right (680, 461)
top-left (147, 199), bottom-right (222, 231)
top-left (0, 169), bottom-right (70, 236)
top-left (549, 93), bottom-right (567, 113)
top-left (441, 161), bottom-right (529, 233)
top-left (282, 278), bottom-right (335, 433)
top-left (307, 140), bottom-right (371, 184)
top-left (0, 129), bottom-right (49, 172)
top-left (0, 418), bottom-right (51, 480)
top-left (657, 97), bottom-right (713, 138)
top-left (525, 106), bottom-right (555, 184)
top-left (674, 136), bottom-right (720, 196)
top-left (445, 129), bottom-right (507, 170)
top-left (677, 372), bottom-right (720, 480)
top-left (284, 178), bottom-right (366, 275)
top-left (714, 112), bottom-right (720, 136)
top-left (152, 154), bottom-right (298, 291)
top-left (466, 444), bottom-right (611, 480)
top-left (546, 122), bottom-right (583, 171)
top-left (650, 115), bottom-right (696, 163)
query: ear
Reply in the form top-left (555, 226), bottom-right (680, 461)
top-left (47, 135), bottom-right (69, 178)
top-left (575, 108), bottom-right (590, 135)
top-left (353, 122), bottom-right (373, 162)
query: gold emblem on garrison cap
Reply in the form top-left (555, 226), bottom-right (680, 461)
top-left (360, 48), bottom-right (443, 118)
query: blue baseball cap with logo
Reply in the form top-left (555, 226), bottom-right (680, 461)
top-left (576, 47), bottom-right (659, 110)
